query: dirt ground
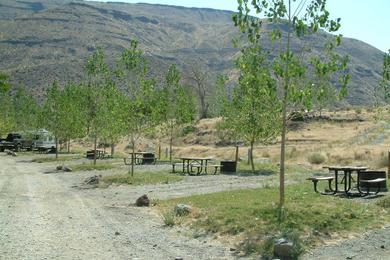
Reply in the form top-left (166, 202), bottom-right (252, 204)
top-left (1, 153), bottom-right (389, 259)
top-left (0, 154), bottom-right (275, 259)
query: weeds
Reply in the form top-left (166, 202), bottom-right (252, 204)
top-left (308, 153), bottom-right (326, 164)
top-left (161, 209), bottom-right (175, 226)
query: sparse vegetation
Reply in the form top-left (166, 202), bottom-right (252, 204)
top-left (101, 171), bottom-right (183, 186)
top-left (308, 153), bottom-right (326, 164)
top-left (160, 183), bottom-right (390, 257)
top-left (31, 155), bottom-right (81, 163)
top-left (72, 162), bottom-right (117, 171)
top-left (161, 209), bottom-right (176, 227)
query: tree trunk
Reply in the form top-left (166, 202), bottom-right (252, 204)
top-left (250, 140), bottom-right (255, 173)
top-left (279, 0), bottom-right (292, 211)
top-left (55, 136), bottom-right (58, 160)
top-left (67, 139), bottom-right (70, 154)
top-left (169, 126), bottom-right (173, 162)
top-left (93, 134), bottom-right (97, 166)
top-left (111, 143), bottom-right (115, 157)
top-left (131, 139), bottom-right (135, 177)
top-left (158, 142), bottom-right (161, 160)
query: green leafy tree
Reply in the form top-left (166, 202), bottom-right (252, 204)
top-left (118, 40), bottom-right (159, 176)
top-left (43, 82), bottom-right (64, 159)
top-left (85, 47), bottom-right (111, 165)
top-left (381, 50), bottom-right (390, 100)
top-left (99, 80), bottom-right (128, 157)
top-left (12, 86), bottom-right (40, 132)
top-left (160, 64), bottom-right (196, 161)
top-left (233, 0), bottom-right (349, 209)
top-left (60, 83), bottom-right (87, 153)
top-left (226, 44), bottom-right (281, 172)
top-left (209, 74), bottom-right (229, 118)
top-left (0, 72), bottom-right (14, 136)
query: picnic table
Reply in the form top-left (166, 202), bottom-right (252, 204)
top-left (124, 152), bottom-right (156, 165)
top-left (325, 166), bottom-right (368, 196)
top-left (179, 156), bottom-right (213, 175)
top-left (86, 149), bottom-right (107, 159)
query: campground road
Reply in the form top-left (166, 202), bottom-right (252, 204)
top-left (0, 155), bottom-right (233, 260)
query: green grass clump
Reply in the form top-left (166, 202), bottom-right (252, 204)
top-left (101, 171), bottom-right (183, 186)
top-left (32, 155), bottom-right (81, 163)
top-left (72, 162), bottom-right (116, 171)
top-left (307, 153), bottom-right (326, 164)
top-left (160, 183), bottom-right (390, 257)
top-left (161, 209), bottom-right (176, 226)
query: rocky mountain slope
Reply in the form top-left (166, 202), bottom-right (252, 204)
top-left (0, 0), bottom-right (385, 105)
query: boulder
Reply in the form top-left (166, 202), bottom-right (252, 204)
top-left (274, 238), bottom-right (294, 258)
top-left (135, 194), bottom-right (150, 207)
top-left (174, 204), bottom-right (192, 216)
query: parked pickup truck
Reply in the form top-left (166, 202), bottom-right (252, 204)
top-left (0, 133), bottom-right (33, 152)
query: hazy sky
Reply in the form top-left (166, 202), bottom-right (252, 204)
top-left (90, 0), bottom-right (390, 53)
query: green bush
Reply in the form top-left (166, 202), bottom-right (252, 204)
top-left (308, 153), bottom-right (326, 164)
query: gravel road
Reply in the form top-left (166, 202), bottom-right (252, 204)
top-left (1, 154), bottom-right (389, 260)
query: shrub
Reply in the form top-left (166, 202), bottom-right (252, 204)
top-left (308, 153), bottom-right (326, 164)
top-left (179, 125), bottom-right (197, 137)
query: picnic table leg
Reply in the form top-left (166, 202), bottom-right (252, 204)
top-left (334, 170), bottom-right (339, 194)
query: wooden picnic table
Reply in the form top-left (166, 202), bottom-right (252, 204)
top-left (325, 166), bottom-right (368, 196)
top-left (86, 149), bottom-right (107, 159)
top-left (179, 156), bottom-right (213, 175)
top-left (124, 152), bottom-right (156, 165)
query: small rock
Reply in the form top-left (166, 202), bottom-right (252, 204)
top-left (115, 231), bottom-right (120, 236)
top-left (274, 238), bottom-right (294, 258)
top-left (56, 165), bottom-right (63, 171)
top-left (174, 204), bottom-right (192, 216)
top-left (84, 175), bottom-right (99, 185)
top-left (63, 166), bottom-right (72, 172)
top-left (175, 258), bottom-right (183, 260)
top-left (381, 245), bottom-right (385, 249)
top-left (153, 244), bottom-right (157, 247)
top-left (135, 194), bottom-right (150, 207)
top-left (230, 247), bottom-right (236, 252)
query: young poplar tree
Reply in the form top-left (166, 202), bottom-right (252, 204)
top-left (43, 82), bottom-right (64, 159)
top-left (0, 72), bottom-right (14, 136)
top-left (118, 40), bottom-right (160, 176)
top-left (85, 47), bottom-right (111, 165)
top-left (381, 50), bottom-right (390, 99)
top-left (61, 83), bottom-right (87, 153)
top-left (12, 86), bottom-right (40, 132)
top-left (233, 0), bottom-right (349, 209)
top-left (226, 44), bottom-right (281, 172)
top-left (160, 64), bottom-right (196, 162)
